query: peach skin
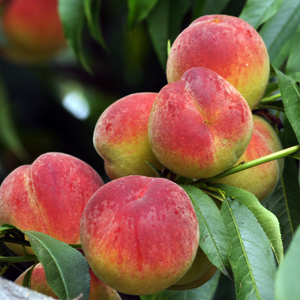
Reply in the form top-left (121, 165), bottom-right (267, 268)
top-left (0, 0), bottom-right (66, 63)
top-left (167, 14), bottom-right (270, 109)
top-left (0, 152), bottom-right (104, 255)
top-left (148, 67), bottom-right (253, 179)
top-left (93, 92), bottom-right (163, 180)
top-left (214, 114), bottom-right (283, 201)
top-left (80, 175), bottom-right (199, 295)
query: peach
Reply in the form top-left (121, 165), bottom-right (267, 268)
top-left (0, 0), bottom-right (66, 63)
top-left (80, 175), bottom-right (199, 295)
top-left (0, 152), bottom-right (104, 255)
top-left (93, 93), bottom-right (163, 180)
top-left (214, 114), bottom-right (284, 201)
top-left (14, 263), bottom-right (121, 300)
top-left (167, 14), bottom-right (270, 109)
top-left (148, 67), bottom-right (253, 179)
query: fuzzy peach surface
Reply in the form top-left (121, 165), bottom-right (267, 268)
top-left (167, 14), bottom-right (269, 109)
top-left (0, 152), bottom-right (104, 255)
top-left (149, 67), bottom-right (253, 179)
top-left (80, 175), bottom-right (199, 295)
top-left (93, 92), bottom-right (162, 179)
top-left (214, 114), bottom-right (284, 201)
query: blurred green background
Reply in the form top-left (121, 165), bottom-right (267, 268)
top-left (0, 0), bottom-right (247, 185)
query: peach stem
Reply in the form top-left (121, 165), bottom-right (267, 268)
top-left (192, 144), bottom-right (300, 186)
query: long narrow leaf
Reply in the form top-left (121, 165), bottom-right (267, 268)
top-left (262, 157), bottom-right (300, 252)
top-left (58, 0), bottom-right (91, 73)
top-left (212, 184), bottom-right (284, 265)
top-left (127, 0), bottom-right (159, 29)
top-left (274, 67), bottom-right (300, 143)
top-left (259, 0), bottom-right (300, 67)
top-left (239, 0), bottom-right (284, 29)
top-left (182, 185), bottom-right (231, 277)
top-left (146, 0), bottom-right (169, 70)
top-left (286, 23), bottom-right (300, 82)
top-left (275, 226), bottom-right (300, 300)
top-left (221, 198), bottom-right (277, 300)
top-left (24, 231), bottom-right (90, 300)
top-left (84, 0), bottom-right (108, 51)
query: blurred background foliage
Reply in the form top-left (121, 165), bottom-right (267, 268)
top-left (1, 0), bottom-right (300, 298)
top-left (0, 0), bottom-right (249, 185)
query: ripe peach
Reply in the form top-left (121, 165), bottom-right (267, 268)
top-left (93, 93), bottom-right (163, 180)
top-left (148, 67), bottom-right (253, 179)
top-left (0, 152), bottom-right (104, 255)
top-left (214, 115), bottom-right (284, 201)
top-left (80, 175), bottom-right (199, 295)
top-left (0, 0), bottom-right (66, 63)
top-left (167, 15), bottom-right (270, 109)
top-left (14, 263), bottom-right (121, 300)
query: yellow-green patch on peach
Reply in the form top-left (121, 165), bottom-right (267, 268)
top-left (80, 175), bottom-right (199, 295)
top-left (93, 92), bottom-right (163, 179)
top-left (214, 115), bottom-right (283, 201)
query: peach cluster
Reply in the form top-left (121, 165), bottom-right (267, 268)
top-left (0, 13), bottom-right (283, 299)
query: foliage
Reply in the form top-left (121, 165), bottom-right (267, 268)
top-left (0, 0), bottom-right (300, 300)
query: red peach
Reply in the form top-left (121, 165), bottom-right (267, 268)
top-left (214, 114), bottom-right (284, 201)
top-left (80, 175), bottom-right (199, 295)
top-left (0, 0), bottom-right (66, 63)
top-left (148, 67), bottom-right (253, 179)
top-left (93, 93), bottom-right (163, 180)
top-left (14, 263), bottom-right (121, 300)
top-left (167, 15), bottom-right (270, 109)
top-left (0, 152), bottom-right (104, 255)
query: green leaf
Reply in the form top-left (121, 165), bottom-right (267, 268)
top-left (146, 0), bottom-right (169, 70)
top-left (262, 157), bottom-right (300, 252)
top-left (274, 67), bottom-right (300, 143)
top-left (221, 198), bottom-right (277, 300)
top-left (259, 0), bottom-right (300, 67)
top-left (201, 0), bottom-right (231, 16)
top-left (0, 224), bottom-right (24, 240)
top-left (263, 81), bottom-right (279, 98)
top-left (192, 0), bottom-right (206, 20)
top-left (239, 0), bottom-right (284, 29)
top-left (127, 0), bottom-right (159, 29)
top-left (84, 0), bottom-right (108, 51)
top-left (0, 73), bottom-right (29, 162)
top-left (181, 185), bottom-right (231, 277)
top-left (141, 270), bottom-right (221, 300)
top-left (212, 184), bottom-right (284, 265)
top-left (168, 0), bottom-right (193, 43)
top-left (22, 263), bottom-right (38, 288)
top-left (58, 0), bottom-right (91, 73)
top-left (24, 231), bottom-right (90, 300)
top-left (275, 226), bottom-right (300, 300)
top-left (286, 23), bottom-right (300, 81)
